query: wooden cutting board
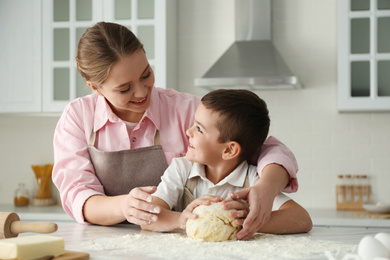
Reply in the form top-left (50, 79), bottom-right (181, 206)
top-left (54, 250), bottom-right (89, 260)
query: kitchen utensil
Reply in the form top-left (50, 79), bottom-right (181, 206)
top-left (31, 164), bottom-right (56, 206)
top-left (0, 212), bottom-right (58, 238)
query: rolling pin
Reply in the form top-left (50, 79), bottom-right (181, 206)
top-left (0, 212), bottom-right (58, 239)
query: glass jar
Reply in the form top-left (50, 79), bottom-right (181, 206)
top-left (14, 183), bottom-right (30, 206)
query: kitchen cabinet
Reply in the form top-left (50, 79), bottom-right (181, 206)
top-left (0, 0), bottom-right (41, 112)
top-left (0, 0), bottom-right (175, 113)
top-left (338, 0), bottom-right (390, 111)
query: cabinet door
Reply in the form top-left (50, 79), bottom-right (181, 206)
top-left (0, 0), bottom-right (41, 112)
top-left (338, 0), bottom-right (390, 111)
top-left (42, 0), bottom-right (102, 112)
top-left (42, 0), bottom-right (168, 113)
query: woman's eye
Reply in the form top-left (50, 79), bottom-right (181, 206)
top-left (120, 87), bottom-right (130, 94)
top-left (196, 126), bottom-right (203, 133)
top-left (141, 71), bottom-right (151, 79)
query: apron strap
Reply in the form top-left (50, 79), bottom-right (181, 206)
top-left (154, 129), bottom-right (161, 146)
top-left (89, 130), bottom-right (96, 146)
top-left (182, 176), bottom-right (199, 210)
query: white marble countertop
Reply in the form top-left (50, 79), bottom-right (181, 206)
top-left (0, 204), bottom-right (73, 221)
top-left (307, 208), bottom-right (390, 228)
top-left (17, 222), bottom-right (390, 260)
top-left (2, 204), bottom-right (389, 259)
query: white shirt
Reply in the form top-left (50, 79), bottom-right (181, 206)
top-left (153, 157), bottom-right (291, 211)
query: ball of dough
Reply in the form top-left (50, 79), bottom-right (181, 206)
top-left (186, 202), bottom-right (241, 242)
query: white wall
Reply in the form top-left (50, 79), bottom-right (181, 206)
top-left (0, 0), bottom-right (389, 208)
top-left (176, 0), bottom-right (390, 208)
top-left (0, 115), bottom-right (60, 203)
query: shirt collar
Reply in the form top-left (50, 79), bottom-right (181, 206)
top-left (93, 87), bottom-right (161, 132)
top-left (143, 87), bottom-right (161, 130)
top-left (188, 161), bottom-right (249, 188)
top-left (93, 94), bottom-right (119, 131)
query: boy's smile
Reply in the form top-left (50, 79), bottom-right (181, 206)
top-left (185, 103), bottom-right (227, 166)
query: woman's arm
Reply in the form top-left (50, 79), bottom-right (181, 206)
top-left (228, 163), bottom-right (289, 240)
top-left (83, 187), bottom-right (161, 226)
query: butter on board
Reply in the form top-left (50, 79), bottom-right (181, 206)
top-left (0, 235), bottom-right (65, 260)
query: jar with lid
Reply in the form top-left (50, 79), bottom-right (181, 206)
top-left (14, 183), bottom-right (30, 206)
top-left (336, 175), bottom-right (345, 204)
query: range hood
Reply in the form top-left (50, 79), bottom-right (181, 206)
top-left (194, 0), bottom-right (302, 90)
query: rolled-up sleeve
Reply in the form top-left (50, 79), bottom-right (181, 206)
top-left (53, 101), bottom-right (104, 224)
top-left (256, 136), bottom-right (299, 193)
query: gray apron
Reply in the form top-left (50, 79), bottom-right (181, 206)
top-left (88, 129), bottom-right (168, 196)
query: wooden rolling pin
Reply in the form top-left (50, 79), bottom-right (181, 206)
top-left (0, 212), bottom-right (58, 239)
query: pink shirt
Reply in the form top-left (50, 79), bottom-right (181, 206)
top-left (53, 87), bottom-right (298, 224)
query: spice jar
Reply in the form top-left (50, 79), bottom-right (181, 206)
top-left (14, 183), bottom-right (30, 206)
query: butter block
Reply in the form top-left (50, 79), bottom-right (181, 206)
top-left (0, 235), bottom-right (64, 260)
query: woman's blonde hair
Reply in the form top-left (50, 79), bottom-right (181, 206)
top-left (76, 22), bottom-right (144, 87)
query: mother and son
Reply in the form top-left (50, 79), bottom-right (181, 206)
top-left (52, 22), bottom-right (312, 240)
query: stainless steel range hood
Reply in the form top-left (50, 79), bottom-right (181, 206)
top-left (194, 0), bottom-right (302, 90)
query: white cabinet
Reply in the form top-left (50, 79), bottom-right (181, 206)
top-left (338, 0), bottom-right (390, 111)
top-left (0, 0), bottom-right (42, 112)
top-left (0, 0), bottom-right (174, 113)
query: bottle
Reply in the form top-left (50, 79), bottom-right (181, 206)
top-left (336, 175), bottom-right (345, 205)
top-left (14, 183), bottom-right (30, 206)
top-left (360, 175), bottom-right (370, 204)
top-left (345, 175), bottom-right (352, 203)
top-left (352, 175), bottom-right (361, 204)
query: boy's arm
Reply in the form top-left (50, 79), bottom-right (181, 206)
top-left (257, 200), bottom-right (313, 234)
top-left (140, 197), bottom-right (182, 232)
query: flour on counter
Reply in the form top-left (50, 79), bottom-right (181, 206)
top-left (84, 232), bottom-right (355, 260)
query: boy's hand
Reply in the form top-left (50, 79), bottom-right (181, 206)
top-left (179, 195), bottom-right (223, 228)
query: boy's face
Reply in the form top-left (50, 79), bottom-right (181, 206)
top-left (186, 103), bottom-right (227, 165)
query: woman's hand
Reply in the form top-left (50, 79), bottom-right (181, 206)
top-left (221, 199), bottom-right (249, 226)
top-left (227, 164), bottom-right (290, 240)
top-left (228, 185), bottom-right (273, 240)
top-left (179, 195), bottom-right (223, 229)
top-left (121, 186), bottom-right (162, 225)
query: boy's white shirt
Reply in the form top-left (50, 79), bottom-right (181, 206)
top-left (153, 157), bottom-right (291, 212)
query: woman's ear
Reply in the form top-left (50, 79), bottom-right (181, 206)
top-left (87, 81), bottom-right (100, 94)
top-left (222, 141), bottom-right (241, 160)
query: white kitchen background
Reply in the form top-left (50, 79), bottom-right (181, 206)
top-left (0, 0), bottom-right (389, 209)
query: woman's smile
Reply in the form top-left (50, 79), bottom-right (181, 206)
top-left (130, 95), bottom-right (148, 106)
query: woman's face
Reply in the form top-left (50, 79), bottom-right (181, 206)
top-left (91, 50), bottom-right (155, 122)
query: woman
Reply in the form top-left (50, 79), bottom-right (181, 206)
top-left (52, 22), bottom-right (298, 241)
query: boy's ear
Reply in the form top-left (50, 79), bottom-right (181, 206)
top-left (222, 141), bottom-right (241, 160)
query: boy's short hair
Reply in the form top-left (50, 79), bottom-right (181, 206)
top-left (201, 89), bottom-right (270, 162)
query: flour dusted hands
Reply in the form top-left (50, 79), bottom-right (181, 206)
top-left (121, 186), bottom-right (161, 225)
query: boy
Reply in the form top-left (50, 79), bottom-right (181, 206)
top-left (141, 89), bottom-right (312, 237)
